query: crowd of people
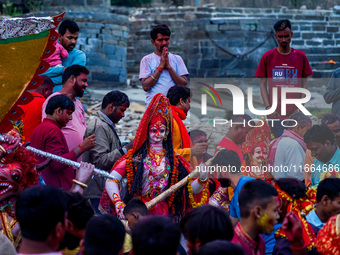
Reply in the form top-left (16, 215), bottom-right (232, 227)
top-left (1, 16), bottom-right (340, 255)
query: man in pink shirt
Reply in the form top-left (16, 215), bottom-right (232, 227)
top-left (42, 65), bottom-right (93, 161)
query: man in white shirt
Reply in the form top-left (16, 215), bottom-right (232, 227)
top-left (139, 24), bottom-right (189, 107)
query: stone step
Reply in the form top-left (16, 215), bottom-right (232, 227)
top-left (311, 69), bottom-right (334, 78)
top-left (309, 61), bottom-right (340, 69)
top-left (300, 47), bottom-right (340, 54)
top-left (306, 54), bottom-right (340, 62)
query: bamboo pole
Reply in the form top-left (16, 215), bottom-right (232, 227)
top-left (0, 134), bottom-right (115, 180)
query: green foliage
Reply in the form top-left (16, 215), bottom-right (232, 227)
top-left (0, 0), bottom-right (43, 16)
top-left (111, 0), bottom-right (152, 7)
top-left (1, 1), bottom-right (22, 16)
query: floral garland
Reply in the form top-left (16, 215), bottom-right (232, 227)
top-left (167, 155), bottom-right (179, 208)
top-left (274, 183), bottom-right (316, 251)
top-left (187, 177), bottom-right (209, 208)
top-left (126, 149), bottom-right (135, 193)
top-left (0, 201), bottom-right (15, 218)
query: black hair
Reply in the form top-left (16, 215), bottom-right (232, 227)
top-left (58, 191), bottom-right (94, 250)
top-left (102, 90), bottom-right (130, 109)
top-left (211, 149), bottom-right (241, 174)
top-left (150, 24), bottom-right (171, 40)
top-left (39, 75), bottom-right (54, 88)
top-left (132, 216), bottom-right (181, 255)
top-left (286, 112), bottom-right (311, 129)
top-left (197, 240), bottom-right (245, 255)
top-left (63, 191), bottom-right (94, 229)
top-left (15, 185), bottom-right (66, 241)
top-left (274, 19), bottom-right (291, 31)
top-left (304, 125), bottom-right (335, 145)
top-left (321, 113), bottom-right (340, 126)
top-left (84, 214), bottom-right (125, 255)
top-left (62, 64), bottom-right (89, 85)
top-left (124, 198), bottom-right (148, 216)
top-left (45, 94), bottom-right (75, 115)
top-left (239, 180), bottom-right (278, 218)
top-left (190, 130), bottom-right (207, 143)
top-left (180, 205), bottom-right (233, 245)
top-left (275, 178), bottom-right (306, 199)
top-left (317, 178), bottom-right (340, 203)
top-left (167, 85), bottom-right (190, 106)
top-left (59, 19), bottom-right (79, 36)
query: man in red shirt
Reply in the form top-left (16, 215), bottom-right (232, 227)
top-left (255, 19), bottom-right (313, 138)
top-left (29, 94), bottom-right (95, 190)
top-left (21, 75), bottom-right (53, 142)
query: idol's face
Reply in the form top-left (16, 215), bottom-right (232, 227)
top-left (148, 122), bottom-right (167, 144)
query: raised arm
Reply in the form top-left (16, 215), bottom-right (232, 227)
top-left (105, 160), bottom-right (127, 219)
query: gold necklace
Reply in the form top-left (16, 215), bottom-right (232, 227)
top-left (148, 148), bottom-right (166, 167)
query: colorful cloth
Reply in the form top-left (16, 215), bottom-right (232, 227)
top-left (209, 186), bottom-right (230, 213)
top-left (100, 94), bottom-right (191, 218)
top-left (139, 52), bottom-right (189, 107)
top-left (0, 17), bottom-right (54, 39)
top-left (274, 183), bottom-right (317, 252)
top-left (232, 222), bottom-right (266, 255)
top-left (170, 105), bottom-right (191, 162)
top-left (29, 118), bottom-right (77, 190)
top-left (255, 48), bottom-right (313, 117)
top-left (0, 14), bottom-right (63, 133)
top-left (316, 214), bottom-right (340, 255)
top-left (42, 92), bottom-right (86, 161)
top-left (21, 92), bottom-right (45, 142)
top-left (0, 211), bottom-right (20, 249)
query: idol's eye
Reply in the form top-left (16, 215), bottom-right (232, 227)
top-left (150, 128), bottom-right (157, 133)
top-left (11, 171), bottom-right (21, 182)
top-left (160, 128), bottom-right (166, 133)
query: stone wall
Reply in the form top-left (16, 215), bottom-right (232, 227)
top-left (128, 7), bottom-right (340, 79)
top-left (35, 8), bottom-right (128, 87)
top-left (32, 6), bottom-right (340, 87)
